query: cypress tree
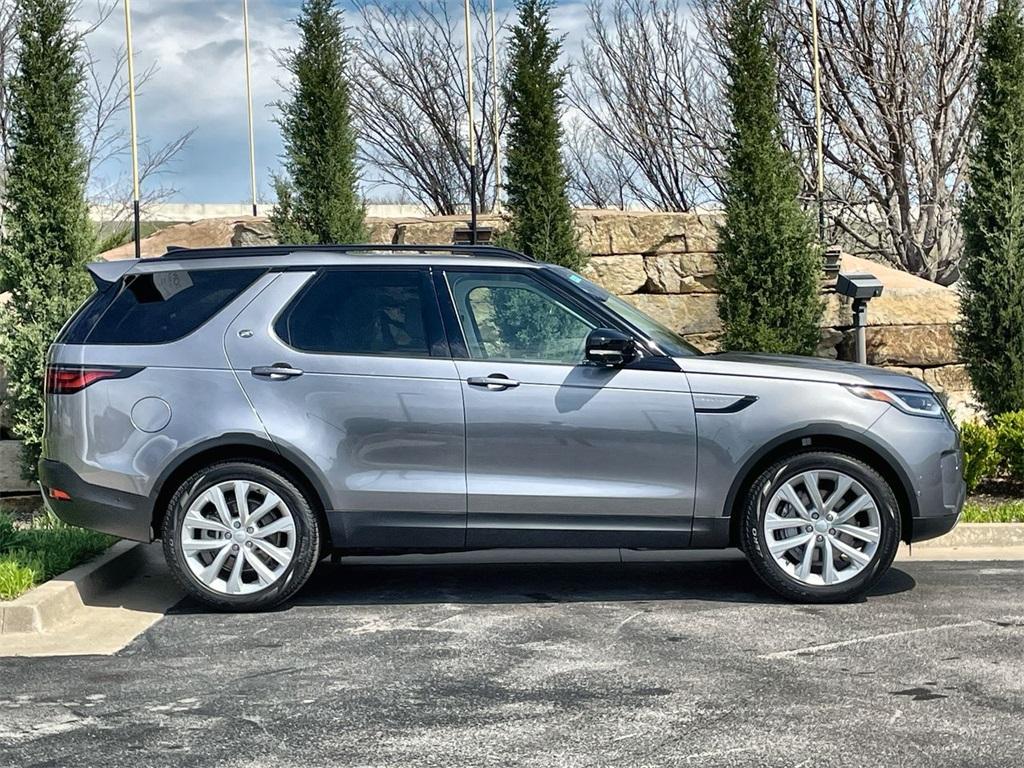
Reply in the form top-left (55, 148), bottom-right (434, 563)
top-left (716, 0), bottom-right (822, 354)
top-left (272, 0), bottom-right (365, 244)
top-left (958, 0), bottom-right (1024, 416)
top-left (503, 0), bottom-right (581, 269)
top-left (0, 0), bottom-right (93, 478)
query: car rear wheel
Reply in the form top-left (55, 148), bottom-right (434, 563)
top-left (740, 451), bottom-right (901, 603)
top-left (162, 461), bottom-right (322, 611)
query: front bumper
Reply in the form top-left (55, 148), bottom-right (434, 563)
top-left (38, 459), bottom-right (153, 542)
top-left (867, 407), bottom-right (965, 543)
top-left (910, 511), bottom-right (961, 542)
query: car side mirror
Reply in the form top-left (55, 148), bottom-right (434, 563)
top-left (585, 328), bottom-right (637, 368)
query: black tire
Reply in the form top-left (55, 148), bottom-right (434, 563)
top-left (740, 451), bottom-right (901, 603)
top-left (162, 460), bottom-right (322, 612)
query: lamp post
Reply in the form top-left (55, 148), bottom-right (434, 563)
top-left (463, 0), bottom-right (478, 243)
top-left (488, 0), bottom-right (500, 213)
top-left (123, 0), bottom-right (141, 258)
top-left (811, 0), bottom-right (825, 242)
top-left (242, 0), bottom-right (259, 218)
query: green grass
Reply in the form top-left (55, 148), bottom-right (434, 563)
top-left (0, 511), bottom-right (116, 600)
top-left (962, 500), bottom-right (1024, 524)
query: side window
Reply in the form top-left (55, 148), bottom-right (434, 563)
top-left (447, 271), bottom-right (596, 364)
top-left (275, 269), bottom-right (434, 357)
top-left (73, 268), bottom-right (264, 345)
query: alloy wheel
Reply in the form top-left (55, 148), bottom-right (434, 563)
top-left (761, 469), bottom-right (881, 586)
top-left (180, 480), bottom-right (297, 595)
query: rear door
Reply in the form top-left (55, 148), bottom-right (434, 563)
top-left (439, 267), bottom-right (698, 548)
top-left (224, 267), bottom-right (467, 549)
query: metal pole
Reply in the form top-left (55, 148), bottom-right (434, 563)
top-left (854, 299), bottom-right (867, 365)
top-left (463, 0), bottom-right (478, 243)
top-left (488, 0), bottom-right (501, 214)
top-left (123, 0), bottom-right (141, 258)
top-left (242, 0), bottom-right (259, 218)
top-left (811, 0), bottom-right (825, 242)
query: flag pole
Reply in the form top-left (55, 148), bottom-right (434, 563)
top-left (488, 0), bottom-right (500, 214)
top-left (463, 0), bottom-right (478, 243)
top-left (811, 0), bottom-right (825, 242)
top-left (242, 0), bottom-right (259, 217)
top-left (123, 0), bottom-right (141, 258)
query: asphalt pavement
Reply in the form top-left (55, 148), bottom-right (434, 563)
top-left (1, 554), bottom-right (1022, 767)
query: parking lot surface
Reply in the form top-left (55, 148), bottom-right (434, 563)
top-left (1, 554), bottom-right (1022, 767)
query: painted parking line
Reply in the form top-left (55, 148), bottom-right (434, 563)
top-left (759, 620), bottom-right (986, 660)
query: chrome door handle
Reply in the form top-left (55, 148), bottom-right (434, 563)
top-left (467, 375), bottom-right (520, 390)
top-left (251, 364), bottom-right (304, 380)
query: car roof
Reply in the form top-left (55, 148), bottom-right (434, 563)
top-left (88, 243), bottom-right (544, 285)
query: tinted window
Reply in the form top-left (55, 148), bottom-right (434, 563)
top-left (275, 270), bottom-right (433, 357)
top-left (447, 271), bottom-right (596, 364)
top-left (58, 287), bottom-right (118, 344)
top-left (61, 268), bottom-right (264, 345)
top-left (77, 268), bottom-right (265, 345)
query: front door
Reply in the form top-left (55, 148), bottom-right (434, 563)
top-left (440, 268), bottom-right (698, 548)
top-left (224, 267), bottom-right (466, 549)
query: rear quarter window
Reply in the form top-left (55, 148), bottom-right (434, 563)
top-left (60, 268), bottom-right (264, 345)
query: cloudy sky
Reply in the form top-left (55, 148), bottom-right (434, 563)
top-left (83, 0), bottom-right (589, 204)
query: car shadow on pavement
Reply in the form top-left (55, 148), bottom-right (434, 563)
top-left (167, 551), bottom-right (917, 614)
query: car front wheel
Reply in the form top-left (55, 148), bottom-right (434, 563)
top-left (740, 451), bottom-right (901, 603)
top-left (162, 460), bottom-right (322, 611)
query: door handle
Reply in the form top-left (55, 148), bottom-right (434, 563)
top-left (467, 375), bottom-right (520, 390)
top-left (251, 364), bottom-right (304, 380)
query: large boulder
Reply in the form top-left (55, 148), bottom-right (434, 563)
top-left (622, 293), bottom-right (722, 335)
top-left (830, 254), bottom-right (961, 326)
top-left (924, 364), bottom-right (971, 393)
top-left (392, 215), bottom-right (504, 245)
top-left (366, 219), bottom-right (398, 244)
top-left (581, 255), bottom-right (647, 295)
top-left (99, 216), bottom-right (277, 260)
top-left (853, 324), bottom-right (959, 367)
top-left (576, 211), bottom-right (722, 256)
top-left (643, 253), bottom-right (718, 293)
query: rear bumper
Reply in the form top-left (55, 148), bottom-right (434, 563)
top-left (38, 459), bottom-right (153, 542)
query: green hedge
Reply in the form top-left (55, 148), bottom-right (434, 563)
top-left (960, 410), bottom-right (1024, 492)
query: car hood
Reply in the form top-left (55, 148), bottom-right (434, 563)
top-left (678, 352), bottom-right (932, 392)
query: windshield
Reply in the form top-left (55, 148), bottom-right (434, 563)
top-left (545, 266), bottom-right (702, 357)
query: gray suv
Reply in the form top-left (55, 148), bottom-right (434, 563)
top-left (40, 244), bottom-right (964, 610)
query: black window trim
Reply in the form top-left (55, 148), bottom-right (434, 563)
top-left (271, 265), bottom-right (451, 360)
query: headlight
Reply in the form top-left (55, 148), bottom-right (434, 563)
top-left (845, 385), bottom-right (944, 418)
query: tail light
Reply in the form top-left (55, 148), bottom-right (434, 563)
top-left (44, 365), bottom-right (142, 394)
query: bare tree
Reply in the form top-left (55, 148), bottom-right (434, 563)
top-left (0, 0), bottom-right (18, 227)
top-left (568, 0), bottom-right (725, 211)
top-left (352, 0), bottom-right (506, 215)
top-left (779, 0), bottom-right (985, 284)
top-left (562, 117), bottom-right (633, 209)
top-left (81, 39), bottom-right (194, 234)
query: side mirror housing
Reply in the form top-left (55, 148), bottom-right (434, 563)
top-left (585, 328), bottom-right (637, 368)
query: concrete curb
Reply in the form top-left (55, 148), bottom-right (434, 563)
top-left (0, 541), bottom-right (144, 635)
top-left (913, 522), bottom-right (1024, 549)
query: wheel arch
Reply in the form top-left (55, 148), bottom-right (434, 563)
top-left (724, 426), bottom-right (917, 547)
top-left (150, 433), bottom-right (333, 546)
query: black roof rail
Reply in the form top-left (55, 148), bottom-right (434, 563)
top-left (160, 242), bottom-right (536, 262)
